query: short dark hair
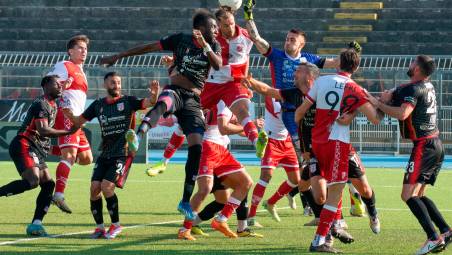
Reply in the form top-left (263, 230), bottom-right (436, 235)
top-left (66, 34), bottom-right (89, 51)
top-left (299, 62), bottom-right (320, 78)
top-left (289, 29), bottom-right (307, 41)
top-left (215, 8), bottom-right (233, 20)
top-left (104, 71), bottom-right (120, 81)
top-left (193, 9), bottom-right (215, 29)
top-left (41, 75), bottom-right (59, 87)
top-left (416, 55), bottom-right (436, 77)
top-left (340, 48), bottom-right (360, 73)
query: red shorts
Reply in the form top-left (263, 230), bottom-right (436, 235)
top-left (198, 140), bottom-right (244, 178)
top-left (313, 140), bottom-right (351, 185)
top-left (261, 137), bottom-right (299, 173)
top-left (200, 81), bottom-right (251, 109)
top-left (55, 109), bottom-right (91, 152)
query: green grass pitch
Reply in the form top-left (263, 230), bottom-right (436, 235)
top-left (0, 161), bottom-right (451, 254)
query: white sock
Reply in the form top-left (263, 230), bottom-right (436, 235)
top-left (312, 234), bottom-right (326, 246)
top-left (192, 215), bottom-right (203, 226)
top-left (54, 192), bottom-right (64, 199)
top-left (32, 220), bottom-right (42, 225)
top-left (216, 214), bottom-right (228, 222)
top-left (237, 220), bottom-right (247, 232)
top-left (97, 223), bottom-right (105, 229)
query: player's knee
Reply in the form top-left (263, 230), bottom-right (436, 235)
top-left (401, 192), bottom-right (412, 202)
top-left (315, 194), bottom-right (327, 205)
top-left (197, 185), bottom-right (211, 198)
top-left (101, 181), bottom-right (115, 197)
top-left (245, 178), bottom-right (254, 190)
top-left (77, 153), bottom-right (93, 165)
top-left (90, 182), bottom-right (102, 199)
top-left (298, 179), bottom-right (310, 192)
top-left (26, 176), bottom-right (40, 189)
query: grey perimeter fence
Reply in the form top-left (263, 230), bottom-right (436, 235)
top-left (0, 52), bottom-right (451, 154)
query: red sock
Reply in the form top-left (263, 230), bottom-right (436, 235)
top-left (248, 179), bottom-right (268, 218)
top-left (268, 180), bottom-right (297, 205)
top-left (55, 160), bottom-right (72, 193)
top-left (183, 219), bottom-right (192, 230)
top-left (163, 132), bottom-right (185, 159)
top-left (316, 204), bottom-right (338, 237)
top-left (335, 198), bottom-right (343, 220)
top-left (220, 197), bottom-right (241, 220)
top-left (242, 120), bottom-right (258, 144)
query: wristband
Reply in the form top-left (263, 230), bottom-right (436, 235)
top-left (203, 44), bottom-right (212, 53)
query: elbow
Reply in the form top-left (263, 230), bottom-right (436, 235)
top-left (218, 126), bottom-right (228, 136)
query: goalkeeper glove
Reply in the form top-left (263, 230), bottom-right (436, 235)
top-left (348, 41), bottom-right (362, 54)
top-left (244, 0), bottom-right (256, 20)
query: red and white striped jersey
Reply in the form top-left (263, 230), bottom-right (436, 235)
top-left (48, 61), bottom-right (88, 115)
top-left (306, 72), bottom-right (368, 144)
top-left (204, 100), bottom-right (233, 147)
top-left (206, 26), bottom-right (253, 84)
top-left (264, 97), bottom-right (289, 140)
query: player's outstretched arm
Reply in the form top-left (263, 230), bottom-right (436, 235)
top-left (241, 73), bottom-right (282, 100)
top-left (366, 90), bottom-right (412, 120)
top-left (323, 41), bottom-right (362, 69)
top-left (358, 102), bottom-right (383, 125)
top-left (244, 0), bottom-right (270, 55)
top-left (295, 99), bottom-right (313, 125)
top-left (62, 108), bottom-right (87, 128)
top-left (99, 42), bottom-right (162, 67)
top-left (218, 116), bottom-right (245, 136)
top-left (35, 119), bottom-right (79, 138)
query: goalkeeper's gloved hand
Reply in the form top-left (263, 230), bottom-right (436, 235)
top-left (244, 0), bottom-right (256, 20)
top-left (348, 41), bottom-right (362, 54)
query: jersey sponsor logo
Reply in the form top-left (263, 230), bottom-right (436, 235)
top-left (117, 102), bottom-right (124, 112)
top-left (236, 44), bottom-right (243, 53)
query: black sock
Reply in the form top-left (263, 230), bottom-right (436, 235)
top-left (198, 201), bottom-right (225, 221)
top-left (300, 193), bottom-right (308, 208)
top-left (420, 196), bottom-right (451, 234)
top-left (106, 194), bottom-right (119, 224)
top-left (236, 196), bottom-right (248, 221)
top-left (182, 144), bottom-right (202, 203)
top-left (0, 179), bottom-right (32, 197)
top-left (361, 189), bottom-right (378, 217)
top-left (301, 189), bottom-right (323, 218)
top-left (288, 187), bottom-right (299, 197)
top-left (138, 101), bottom-right (167, 134)
top-left (406, 197), bottom-right (439, 240)
top-left (33, 180), bottom-right (55, 222)
top-left (90, 198), bottom-right (104, 225)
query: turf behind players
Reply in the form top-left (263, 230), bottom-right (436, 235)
top-left (100, 9), bottom-right (222, 220)
top-left (0, 75), bottom-right (79, 236)
top-left (367, 55), bottom-right (452, 255)
top-left (64, 72), bottom-right (158, 239)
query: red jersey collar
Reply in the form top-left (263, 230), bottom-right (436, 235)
top-left (44, 95), bottom-right (56, 106)
top-left (105, 95), bottom-right (123, 104)
top-left (337, 71), bottom-right (352, 78)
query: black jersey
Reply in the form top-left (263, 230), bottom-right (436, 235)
top-left (160, 33), bottom-right (221, 90)
top-left (279, 88), bottom-right (316, 153)
top-left (16, 96), bottom-right (57, 156)
top-left (391, 81), bottom-right (439, 140)
top-left (82, 96), bottom-right (145, 157)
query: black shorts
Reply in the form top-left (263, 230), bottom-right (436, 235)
top-left (403, 137), bottom-right (444, 185)
top-left (211, 175), bottom-right (226, 193)
top-left (160, 85), bottom-right (205, 136)
top-left (348, 151), bottom-right (365, 179)
top-left (91, 156), bottom-right (126, 183)
top-left (301, 157), bottom-right (321, 180)
top-left (9, 136), bottom-right (47, 175)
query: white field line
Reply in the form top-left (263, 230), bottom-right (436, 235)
top-left (2, 205), bottom-right (452, 246)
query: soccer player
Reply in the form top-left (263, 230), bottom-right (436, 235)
top-left (0, 75), bottom-right (79, 236)
top-left (180, 100), bottom-right (256, 239)
top-left (48, 35), bottom-right (93, 214)
top-left (100, 9), bottom-right (222, 220)
top-left (63, 72), bottom-right (158, 239)
top-left (238, 92), bottom-right (300, 225)
top-left (367, 55), bottom-right (452, 255)
top-left (200, 7), bottom-right (268, 159)
top-left (243, 0), bottom-right (361, 208)
top-left (296, 49), bottom-right (383, 253)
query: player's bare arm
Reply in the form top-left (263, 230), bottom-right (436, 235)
top-left (295, 99), bottom-right (313, 125)
top-left (242, 73), bottom-right (282, 100)
top-left (99, 42), bottom-right (162, 67)
top-left (218, 116), bottom-right (245, 135)
top-left (193, 29), bottom-right (222, 70)
top-left (62, 108), bottom-right (87, 128)
top-left (358, 102), bottom-right (383, 125)
top-left (367, 90), bottom-right (412, 120)
top-left (243, 0), bottom-right (270, 55)
top-left (35, 119), bottom-right (79, 137)
top-left (337, 111), bottom-right (358, 125)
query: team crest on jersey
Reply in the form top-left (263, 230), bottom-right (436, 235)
top-left (117, 102), bottom-right (124, 111)
top-left (236, 45), bottom-right (243, 52)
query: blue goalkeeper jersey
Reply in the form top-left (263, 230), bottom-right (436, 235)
top-left (265, 47), bottom-right (325, 138)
